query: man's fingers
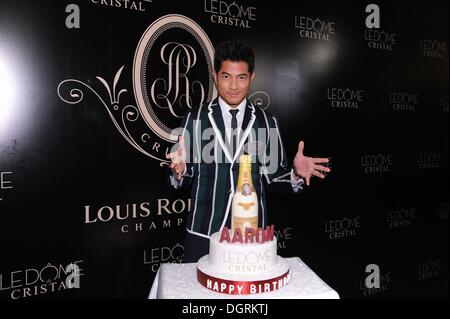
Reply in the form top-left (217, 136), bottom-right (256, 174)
top-left (314, 164), bottom-right (331, 173)
top-left (170, 162), bottom-right (183, 171)
top-left (177, 136), bottom-right (185, 154)
top-left (175, 168), bottom-right (184, 180)
top-left (176, 136), bottom-right (186, 156)
top-left (167, 149), bottom-right (185, 165)
top-left (313, 157), bottom-right (329, 164)
top-left (166, 151), bottom-right (178, 159)
top-left (297, 141), bottom-right (304, 154)
top-left (175, 165), bottom-right (184, 174)
top-left (305, 175), bottom-right (310, 186)
top-left (311, 170), bottom-right (325, 179)
top-left (178, 135), bottom-right (185, 147)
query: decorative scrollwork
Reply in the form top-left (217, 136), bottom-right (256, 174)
top-left (57, 66), bottom-right (171, 164)
top-left (248, 91), bottom-right (271, 110)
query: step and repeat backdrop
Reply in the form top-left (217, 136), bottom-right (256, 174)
top-left (0, 0), bottom-right (448, 299)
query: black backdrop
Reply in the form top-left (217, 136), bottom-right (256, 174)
top-left (0, 0), bottom-right (448, 299)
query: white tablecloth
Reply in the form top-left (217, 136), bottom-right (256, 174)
top-left (148, 257), bottom-right (339, 299)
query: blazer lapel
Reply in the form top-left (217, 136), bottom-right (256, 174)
top-left (233, 100), bottom-right (256, 163)
top-left (208, 98), bottom-right (234, 163)
top-left (241, 100), bottom-right (253, 137)
top-left (208, 98), bottom-right (257, 164)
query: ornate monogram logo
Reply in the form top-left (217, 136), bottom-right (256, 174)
top-left (133, 15), bottom-right (217, 144)
top-left (58, 14), bottom-right (216, 165)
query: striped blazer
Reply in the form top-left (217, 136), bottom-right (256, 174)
top-left (169, 97), bottom-right (304, 239)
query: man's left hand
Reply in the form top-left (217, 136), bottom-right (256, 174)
top-left (293, 141), bottom-right (331, 186)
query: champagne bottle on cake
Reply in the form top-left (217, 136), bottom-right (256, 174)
top-left (231, 154), bottom-right (258, 234)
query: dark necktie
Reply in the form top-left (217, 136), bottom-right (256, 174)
top-left (229, 109), bottom-right (239, 154)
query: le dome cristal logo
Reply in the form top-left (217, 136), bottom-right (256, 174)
top-left (144, 243), bottom-right (184, 272)
top-left (389, 91), bottom-right (419, 112)
top-left (324, 216), bottom-right (361, 239)
top-left (364, 4), bottom-right (397, 51)
top-left (420, 40), bottom-right (447, 58)
top-left (386, 208), bottom-right (416, 228)
top-left (415, 260), bottom-right (441, 280)
top-left (294, 16), bottom-right (336, 41)
top-left (327, 87), bottom-right (364, 109)
top-left (361, 153), bottom-right (393, 174)
top-left (204, 0), bottom-right (256, 29)
top-left (0, 261), bottom-right (83, 299)
top-left (416, 152), bottom-right (444, 169)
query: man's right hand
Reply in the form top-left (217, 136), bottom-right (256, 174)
top-left (165, 135), bottom-right (186, 181)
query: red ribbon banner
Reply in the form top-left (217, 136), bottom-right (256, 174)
top-left (197, 268), bottom-right (290, 295)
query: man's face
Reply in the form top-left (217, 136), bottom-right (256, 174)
top-left (213, 60), bottom-right (255, 108)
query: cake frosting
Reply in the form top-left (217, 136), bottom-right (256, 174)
top-left (208, 231), bottom-right (278, 274)
top-left (196, 226), bottom-right (290, 294)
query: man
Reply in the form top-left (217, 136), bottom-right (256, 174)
top-left (166, 40), bottom-right (330, 263)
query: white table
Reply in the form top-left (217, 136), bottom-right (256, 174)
top-left (148, 257), bottom-right (340, 299)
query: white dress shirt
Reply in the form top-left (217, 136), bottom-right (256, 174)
top-left (218, 96), bottom-right (246, 144)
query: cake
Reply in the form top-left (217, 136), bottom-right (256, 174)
top-left (197, 226), bottom-right (290, 295)
top-left (196, 155), bottom-right (290, 295)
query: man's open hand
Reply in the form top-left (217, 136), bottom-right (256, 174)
top-left (293, 141), bottom-right (331, 186)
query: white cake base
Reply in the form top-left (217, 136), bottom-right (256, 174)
top-left (208, 231), bottom-right (278, 274)
top-left (197, 255), bottom-right (290, 295)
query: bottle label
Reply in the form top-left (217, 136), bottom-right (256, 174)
top-left (232, 216), bottom-right (258, 234)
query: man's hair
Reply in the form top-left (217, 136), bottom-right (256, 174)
top-left (214, 40), bottom-right (255, 74)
